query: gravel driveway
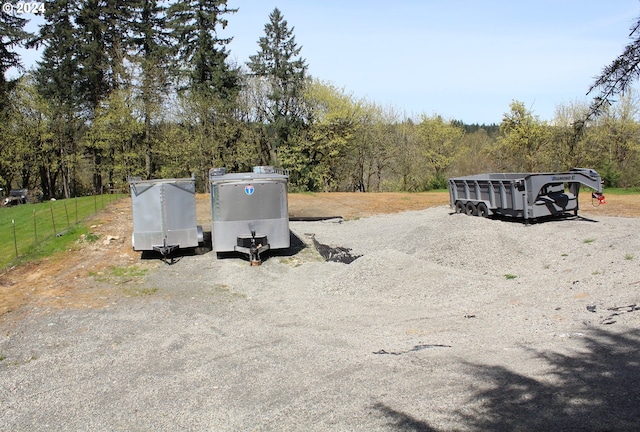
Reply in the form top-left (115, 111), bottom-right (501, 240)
top-left (1, 206), bottom-right (639, 431)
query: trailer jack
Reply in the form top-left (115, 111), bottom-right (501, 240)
top-left (592, 192), bottom-right (606, 205)
top-left (153, 238), bottom-right (178, 264)
top-left (249, 231), bottom-right (263, 266)
top-left (234, 231), bottom-right (270, 265)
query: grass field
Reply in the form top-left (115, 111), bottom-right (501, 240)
top-left (603, 187), bottom-right (640, 195)
top-left (0, 193), bottom-right (123, 270)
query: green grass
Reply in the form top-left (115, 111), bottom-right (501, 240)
top-left (89, 265), bottom-right (148, 283)
top-left (122, 286), bottom-right (158, 297)
top-left (109, 265), bottom-right (148, 278)
top-left (601, 187), bottom-right (640, 195)
top-left (0, 193), bottom-right (123, 269)
top-left (624, 253), bottom-right (634, 260)
top-left (583, 238), bottom-right (595, 244)
top-left (504, 274), bottom-right (517, 280)
top-left (16, 224), bottom-right (90, 263)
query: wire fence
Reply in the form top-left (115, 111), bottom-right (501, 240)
top-left (0, 191), bottom-right (124, 269)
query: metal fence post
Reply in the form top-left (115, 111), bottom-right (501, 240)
top-left (50, 202), bottom-right (56, 234)
top-left (12, 219), bottom-right (18, 258)
top-left (33, 208), bottom-right (37, 242)
top-left (64, 200), bottom-right (70, 228)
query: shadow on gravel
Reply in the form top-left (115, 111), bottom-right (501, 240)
top-left (140, 231), bottom-right (212, 264)
top-left (457, 328), bottom-right (640, 432)
top-left (139, 231), bottom-right (308, 264)
top-left (266, 230), bottom-right (307, 258)
top-left (449, 212), bottom-right (600, 225)
top-left (373, 403), bottom-right (436, 432)
top-left (214, 230), bottom-right (307, 264)
top-left (374, 329), bottom-right (640, 431)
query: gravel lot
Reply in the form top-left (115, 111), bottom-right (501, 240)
top-left (1, 205), bottom-right (639, 431)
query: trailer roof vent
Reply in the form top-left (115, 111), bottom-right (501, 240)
top-left (209, 167), bottom-right (227, 177)
top-left (253, 166), bottom-right (276, 174)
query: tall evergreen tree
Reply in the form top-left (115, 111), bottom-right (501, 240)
top-left (0, 9), bottom-right (32, 110)
top-left (75, 0), bottom-right (109, 115)
top-left (75, 0), bottom-right (132, 114)
top-left (247, 7), bottom-right (308, 165)
top-left (130, 0), bottom-right (172, 179)
top-left (32, 0), bottom-right (83, 198)
top-left (76, 0), bottom-right (126, 191)
top-left (167, 0), bottom-right (241, 181)
top-left (167, 0), bottom-right (239, 98)
top-left (0, 8), bottom-right (32, 192)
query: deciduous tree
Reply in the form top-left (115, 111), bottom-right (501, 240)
top-left (417, 114), bottom-right (464, 188)
top-left (495, 101), bottom-right (550, 172)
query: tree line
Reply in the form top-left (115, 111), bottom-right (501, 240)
top-left (1, 1), bottom-right (639, 199)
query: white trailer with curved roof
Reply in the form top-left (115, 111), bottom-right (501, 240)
top-left (209, 166), bottom-right (290, 265)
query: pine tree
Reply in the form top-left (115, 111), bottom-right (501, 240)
top-left (167, 0), bottom-right (241, 180)
top-left (588, 15), bottom-right (640, 119)
top-left (75, 0), bottom-right (123, 191)
top-left (246, 7), bottom-right (308, 165)
top-left (75, 0), bottom-right (132, 114)
top-left (32, 0), bottom-right (83, 198)
top-left (0, 8), bottom-right (33, 193)
top-left (167, 0), bottom-right (239, 99)
top-left (0, 8), bottom-right (32, 111)
top-left (130, 0), bottom-right (172, 179)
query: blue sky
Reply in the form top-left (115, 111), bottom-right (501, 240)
top-left (224, 0), bottom-right (640, 124)
top-left (12, 0), bottom-right (640, 124)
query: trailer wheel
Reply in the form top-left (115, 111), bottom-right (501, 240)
top-left (476, 202), bottom-right (489, 218)
top-left (465, 202), bottom-right (477, 216)
top-left (455, 201), bottom-right (465, 213)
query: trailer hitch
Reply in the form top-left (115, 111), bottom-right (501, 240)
top-left (153, 238), bottom-right (178, 264)
top-left (592, 192), bottom-right (606, 205)
top-left (249, 230), bottom-right (262, 266)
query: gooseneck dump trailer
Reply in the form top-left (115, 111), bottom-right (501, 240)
top-left (448, 168), bottom-right (605, 221)
top-left (129, 177), bottom-right (203, 260)
top-left (209, 167), bottom-right (290, 265)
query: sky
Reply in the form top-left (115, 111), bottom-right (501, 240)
top-left (11, 0), bottom-right (640, 125)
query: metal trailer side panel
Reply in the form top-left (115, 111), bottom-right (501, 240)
top-left (130, 179), bottom-right (200, 251)
top-left (210, 176), bottom-right (289, 252)
top-left (449, 177), bottom-right (522, 214)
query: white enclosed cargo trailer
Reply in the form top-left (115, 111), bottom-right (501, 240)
top-left (209, 167), bottom-right (289, 264)
top-left (129, 177), bottom-right (203, 260)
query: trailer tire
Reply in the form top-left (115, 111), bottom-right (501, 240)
top-left (455, 201), bottom-right (465, 213)
top-left (477, 202), bottom-right (489, 217)
top-left (465, 202), bottom-right (477, 216)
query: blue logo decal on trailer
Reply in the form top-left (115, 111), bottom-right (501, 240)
top-left (245, 184), bottom-right (255, 195)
